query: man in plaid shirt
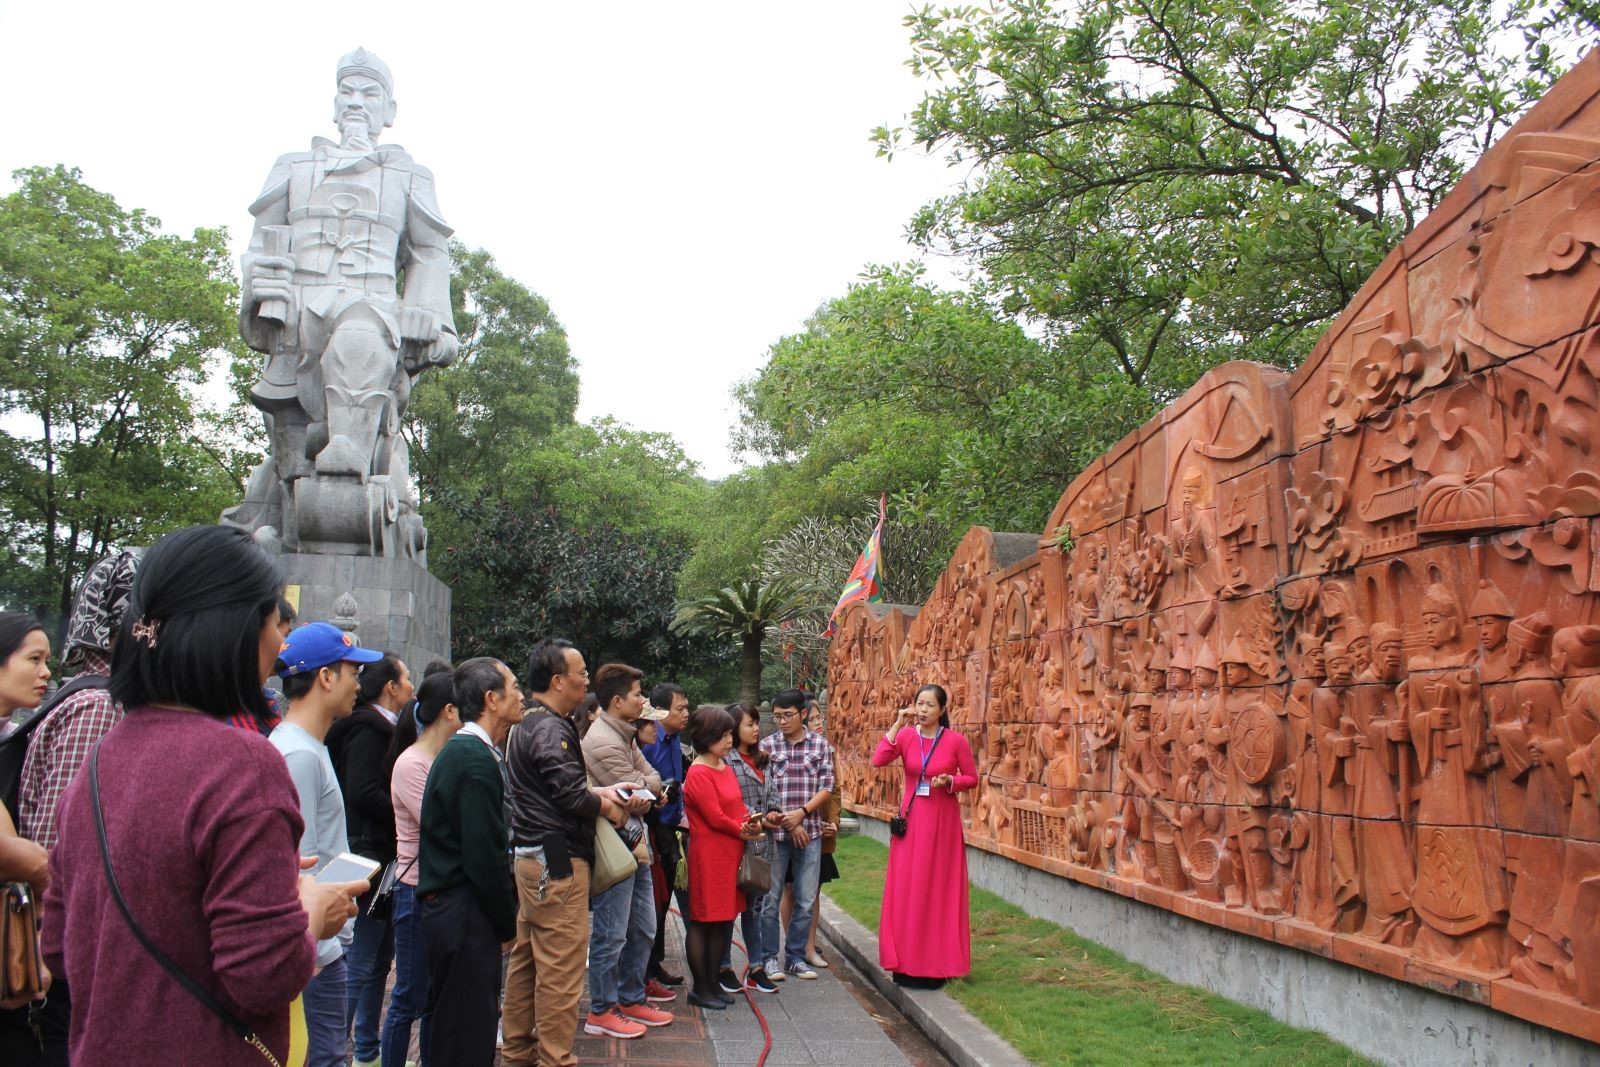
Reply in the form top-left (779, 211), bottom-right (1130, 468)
top-left (757, 688), bottom-right (834, 981)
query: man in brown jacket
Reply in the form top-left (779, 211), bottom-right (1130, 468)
top-left (581, 664), bottom-right (672, 1037)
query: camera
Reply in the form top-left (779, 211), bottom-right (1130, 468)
top-left (618, 817), bottom-right (647, 850)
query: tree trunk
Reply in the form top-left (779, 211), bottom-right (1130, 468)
top-left (739, 633), bottom-right (764, 708)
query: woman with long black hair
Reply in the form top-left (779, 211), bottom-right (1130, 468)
top-left (872, 683), bottom-right (977, 989)
top-left (39, 525), bottom-right (367, 1065)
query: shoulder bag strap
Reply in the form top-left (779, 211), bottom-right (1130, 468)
top-left (89, 745), bottom-right (282, 1067)
top-left (899, 727), bottom-right (947, 821)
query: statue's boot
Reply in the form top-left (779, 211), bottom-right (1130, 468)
top-left (316, 393), bottom-right (388, 479)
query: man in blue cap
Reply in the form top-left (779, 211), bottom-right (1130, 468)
top-left (270, 622), bottom-right (384, 1067)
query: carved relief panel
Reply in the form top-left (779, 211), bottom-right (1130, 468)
top-left (829, 52), bottom-right (1600, 1045)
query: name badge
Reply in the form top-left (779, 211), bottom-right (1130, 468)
top-left (916, 780), bottom-right (931, 797)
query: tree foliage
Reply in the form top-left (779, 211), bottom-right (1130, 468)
top-left (881, 0), bottom-right (1590, 382)
top-left (431, 490), bottom-right (704, 678)
top-left (760, 507), bottom-right (952, 671)
top-left (405, 242), bottom-right (579, 494)
top-left (671, 576), bottom-right (813, 706)
top-left (0, 165), bottom-right (254, 626)
top-left (407, 245), bottom-right (713, 677)
top-left (733, 265), bottom-right (1143, 535)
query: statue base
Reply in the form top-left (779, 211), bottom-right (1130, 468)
top-left (275, 552), bottom-right (451, 670)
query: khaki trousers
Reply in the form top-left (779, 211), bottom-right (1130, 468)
top-left (501, 855), bottom-right (591, 1067)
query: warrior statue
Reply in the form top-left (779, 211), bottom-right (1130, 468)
top-left (223, 48), bottom-right (458, 559)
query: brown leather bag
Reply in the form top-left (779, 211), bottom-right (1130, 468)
top-left (1, 879), bottom-right (46, 1007)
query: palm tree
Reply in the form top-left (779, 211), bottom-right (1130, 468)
top-left (671, 576), bottom-right (812, 706)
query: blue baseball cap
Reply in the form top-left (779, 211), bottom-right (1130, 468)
top-left (278, 621), bottom-right (385, 676)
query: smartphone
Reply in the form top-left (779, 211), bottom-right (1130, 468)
top-left (616, 786), bottom-right (658, 803)
top-left (315, 852), bottom-right (381, 885)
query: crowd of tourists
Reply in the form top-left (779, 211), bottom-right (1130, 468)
top-left (0, 524), bottom-right (844, 1067)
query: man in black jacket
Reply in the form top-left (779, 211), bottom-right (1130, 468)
top-left (501, 638), bottom-right (637, 1067)
top-left (327, 652), bottom-right (412, 1067)
top-left (417, 657), bottom-right (522, 1066)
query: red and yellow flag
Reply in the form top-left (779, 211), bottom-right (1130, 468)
top-left (823, 495), bottom-right (886, 637)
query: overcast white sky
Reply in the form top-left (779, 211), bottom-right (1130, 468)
top-left (0, 1), bottom-right (971, 478)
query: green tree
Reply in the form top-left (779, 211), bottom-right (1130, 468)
top-left (506, 417), bottom-right (709, 551)
top-left (671, 577), bottom-right (812, 706)
top-left (404, 242), bottom-right (579, 495)
top-left (880, 0), bottom-right (1589, 382)
top-left (760, 507), bottom-right (952, 676)
top-left (431, 490), bottom-right (706, 677)
top-left (0, 165), bottom-right (253, 625)
top-left (674, 466), bottom-right (788, 598)
top-left (733, 265), bottom-right (1132, 534)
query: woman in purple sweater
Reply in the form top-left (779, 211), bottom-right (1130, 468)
top-left (42, 525), bottom-right (365, 1066)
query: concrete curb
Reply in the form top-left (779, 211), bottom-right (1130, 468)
top-left (817, 896), bottom-right (1032, 1067)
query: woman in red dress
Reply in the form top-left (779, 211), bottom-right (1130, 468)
top-left (872, 683), bottom-right (978, 988)
top-left (682, 704), bottom-right (763, 1009)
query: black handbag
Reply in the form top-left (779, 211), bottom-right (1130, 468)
top-left (891, 728), bottom-right (945, 838)
top-left (90, 746), bottom-right (282, 1067)
top-left (365, 857), bottom-right (413, 921)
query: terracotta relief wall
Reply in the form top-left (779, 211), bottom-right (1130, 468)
top-left (827, 51), bottom-right (1600, 1044)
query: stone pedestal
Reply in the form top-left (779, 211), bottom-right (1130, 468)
top-left (276, 552), bottom-right (450, 670)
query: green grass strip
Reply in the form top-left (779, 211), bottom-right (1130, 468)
top-left (824, 835), bottom-right (1378, 1067)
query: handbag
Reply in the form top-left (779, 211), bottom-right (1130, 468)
top-left (891, 727), bottom-right (946, 839)
top-left (366, 857), bottom-right (414, 921)
top-left (1, 880), bottom-right (45, 1007)
top-left (736, 846), bottom-right (771, 896)
top-left (90, 746), bottom-right (282, 1066)
top-left (590, 816), bottom-right (639, 897)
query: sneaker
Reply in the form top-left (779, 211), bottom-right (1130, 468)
top-left (717, 968), bottom-right (742, 994)
top-left (746, 970), bottom-right (780, 994)
top-left (645, 978), bottom-right (678, 1003)
top-left (786, 960), bottom-right (819, 980)
top-left (807, 951), bottom-right (830, 968)
top-left (652, 967), bottom-right (686, 986)
top-left (584, 1009), bottom-right (646, 1039)
top-left (764, 958), bottom-right (786, 982)
top-left (618, 1002), bottom-right (674, 1028)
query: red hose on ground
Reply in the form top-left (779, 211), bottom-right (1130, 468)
top-left (670, 905), bottom-right (773, 1067)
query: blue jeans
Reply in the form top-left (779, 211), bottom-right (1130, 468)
top-left (588, 862), bottom-right (657, 1012)
top-left (762, 837), bottom-right (820, 968)
top-left (380, 883), bottom-right (430, 1067)
top-left (722, 889), bottom-right (773, 973)
top-left (303, 955), bottom-right (349, 1067)
top-left (345, 905), bottom-right (396, 1061)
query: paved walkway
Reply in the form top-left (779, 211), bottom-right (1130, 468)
top-left (569, 910), bottom-right (921, 1067)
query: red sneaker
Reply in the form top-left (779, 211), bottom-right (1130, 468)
top-left (645, 978), bottom-right (678, 1003)
top-left (584, 1009), bottom-right (646, 1039)
top-left (618, 1002), bottom-right (674, 1028)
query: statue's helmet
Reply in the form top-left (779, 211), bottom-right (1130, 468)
top-left (337, 47), bottom-right (393, 96)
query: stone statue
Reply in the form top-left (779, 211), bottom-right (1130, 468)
top-left (224, 48), bottom-right (458, 558)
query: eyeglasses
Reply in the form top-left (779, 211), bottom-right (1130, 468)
top-left (773, 710), bottom-right (802, 720)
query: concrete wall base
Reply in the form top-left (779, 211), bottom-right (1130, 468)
top-left (853, 814), bottom-right (1599, 1067)
top-left (277, 552), bottom-right (450, 670)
